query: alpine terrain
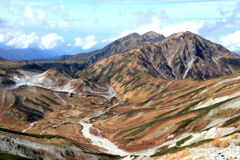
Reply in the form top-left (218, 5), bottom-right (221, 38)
top-left (0, 31), bottom-right (240, 160)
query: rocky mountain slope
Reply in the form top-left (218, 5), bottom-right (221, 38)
top-left (59, 31), bottom-right (165, 63)
top-left (81, 32), bottom-right (240, 82)
top-left (0, 31), bottom-right (240, 160)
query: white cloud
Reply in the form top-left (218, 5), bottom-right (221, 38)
top-left (221, 30), bottom-right (240, 51)
top-left (48, 20), bottom-right (70, 28)
top-left (74, 35), bottom-right (98, 49)
top-left (6, 32), bottom-right (38, 49)
top-left (120, 16), bottom-right (161, 37)
top-left (119, 16), bottom-right (205, 38)
top-left (59, 4), bottom-right (65, 10)
top-left (24, 6), bottom-right (45, 24)
top-left (0, 31), bottom-right (65, 50)
top-left (0, 34), bottom-right (4, 42)
top-left (39, 33), bottom-right (64, 49)
top-left (74, 38), bottom-right (83, 46)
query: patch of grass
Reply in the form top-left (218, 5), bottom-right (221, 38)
top-left (152, 139), bottom-right (214, 157)
top-left (171, 86), bottom-right (206, 102)
top-left (196, 98), bottom-right (235, 115)
top-left (120, 108), bottom-right (156, 117)
top-left (129, 82), bottom-right (146, 91)
top-left (155, 108), bottom-right (179, 119)
top-left (223, 115), bottom-right (240, 127)
top-left (176, 135), bottom-right (193, 147)
top-left (215, 81), bottom-right (240, 93)
top-left (115, 74), bottom-right (123, 82)
top-left (151, 101), bottom-right (163, 107)
top-left (173, 116), bottom-right (199, 134)
top-left (0, 153), bottom-right (32, 160)
top-left (25, 98), bottom-right (53, 112)
top-left (122, 73), bottom-right (143, 87)
top-left (137, 92), bottom-right (162, 106)
top-left (178, 100), bottom-right (201, 114)
top-left (160, 86), bottom-right (195, 99)
top-left (41, 95), bottom-right (60, 105)
top-left (123, 112), bottom-right (193, 138)
top-left (102, 63), bottom-right (127, 82)
top-left (35, 98), bottom-right (50, 107)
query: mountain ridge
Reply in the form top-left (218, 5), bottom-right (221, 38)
top-left (79, 31), bottom-right (240, 81)
top-left (59, 31), bottom-right (165, 63)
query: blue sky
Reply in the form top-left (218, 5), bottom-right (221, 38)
top-left (0, 0), bottom-right (239, 55)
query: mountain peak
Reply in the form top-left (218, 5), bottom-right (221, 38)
top-left (169, 31), bottom-right (198, 39)
top-left (142, 31), bottom-right (161, 37)
top-left (142, 31), bottom-right (165, 43)
top-left (121, 32), bottom-right (141, 39)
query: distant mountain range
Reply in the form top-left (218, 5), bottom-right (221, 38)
top-left (0, 46), bottom-right (60, 61)
top-left (0, 57), bottom-right (5, 61)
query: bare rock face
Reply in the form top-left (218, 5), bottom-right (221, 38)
top-left (138, 31), bottom-right (240, 80)
top-left (59, 31), bottom-right (165, 63)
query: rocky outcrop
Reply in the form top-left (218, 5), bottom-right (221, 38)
top-left (59, 31), bottom-right (165, 64)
